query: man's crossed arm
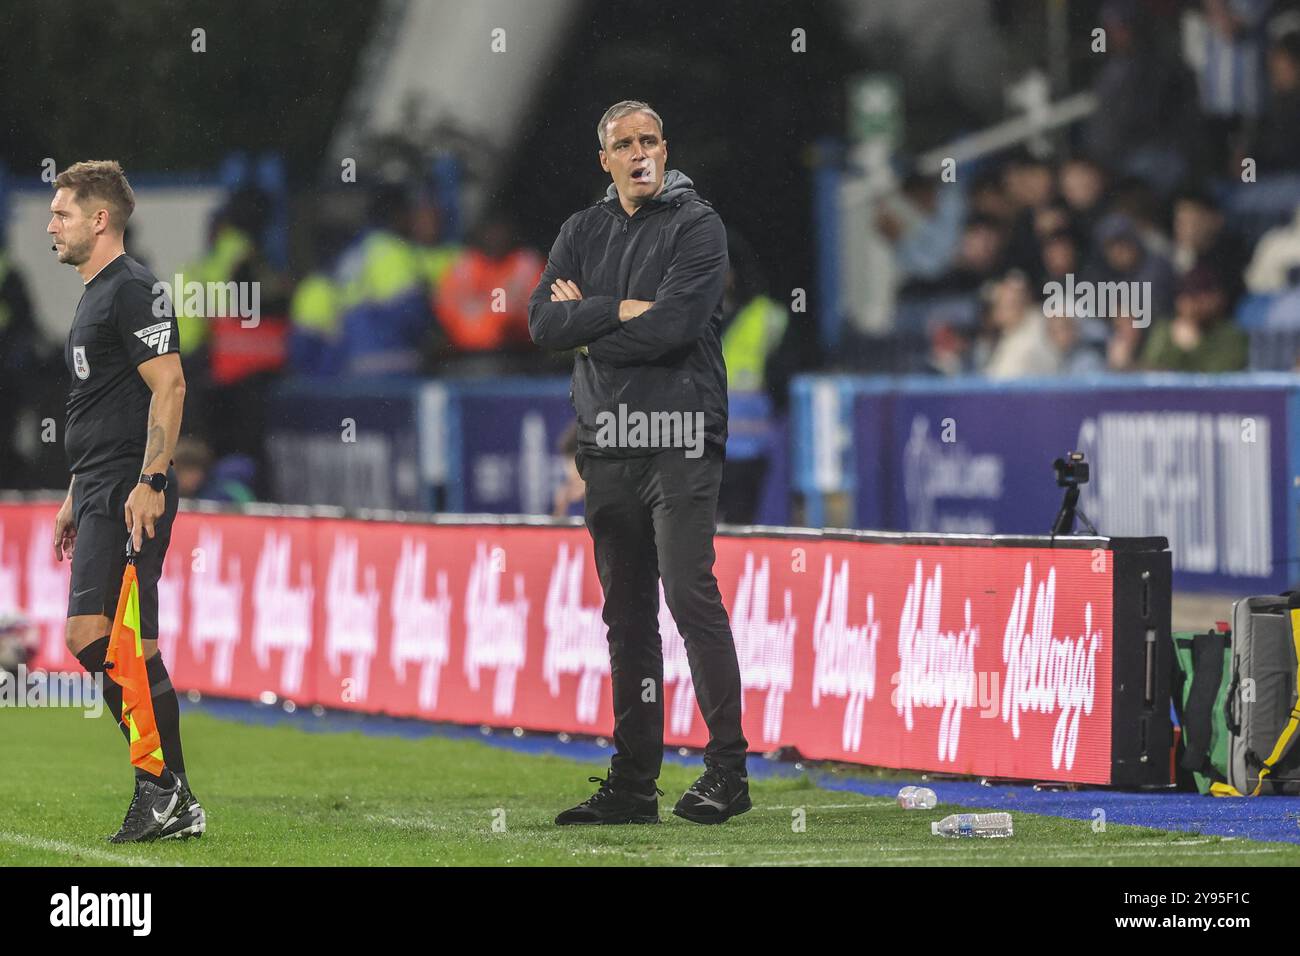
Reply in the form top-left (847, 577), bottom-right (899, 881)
top-left (527, 219), bottom-right (625, 352)
top-left (527, 212), bottom-right (727, 363)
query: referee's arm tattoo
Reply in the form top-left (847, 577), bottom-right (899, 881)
top-left (144, 422), bottom-right (166, 469)
top-left (136, 352), bottom-right (187, 476)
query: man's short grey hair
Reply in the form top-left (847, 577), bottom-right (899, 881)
top-left (597, 101), bottom-right (664, 150)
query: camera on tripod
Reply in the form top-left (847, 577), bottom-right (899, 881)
top-left (1053, 451), bottom-right (1089, 489)
top-left (1051, 451), bottom-right (1097, 536)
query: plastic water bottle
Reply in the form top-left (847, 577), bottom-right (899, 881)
top-left (896, 785), bottom-right (937, 809)
top-left (931, 812), bottom-right (1014, 838)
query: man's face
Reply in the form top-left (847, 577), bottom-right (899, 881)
top-left (599, 112), bottom-right (667, 207)
top-left (991, 275), bottom-right (1031, 329)
top-left (1174, 201), bottom-right (1220, 252)
top-left (47, 187), bottom-right (101, 266)
top-left (176, 464), bottom-right (205, 498)
top-left (1104, 236), bottom-right (1140, 273)
top-left (1060, 162), bottom-right (1103, 211)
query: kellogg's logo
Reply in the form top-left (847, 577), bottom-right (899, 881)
top-left (892, 560), bottom-right (979, 763)
top-left (188, 527), bottom-right (243, 687)
top-left (541, 541), bottom-right (608, 724)
top-left (731, 552), bottom-right (796, 744)
top-left (252, 532), bottom-right (315, 696)
top-left (25, 520), bottom-right (71, 667)
top-left (811, 555), bottom-right (881, 752)
top-left (1001, 563), bottom-right (1100, 771)
top-left (324, 535), bottom-right (380, 703)
top-left (390, 538), bottom-right (452, 712)
top-left (463, 542), bottom-right (529, 717)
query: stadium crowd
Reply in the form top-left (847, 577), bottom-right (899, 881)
top-left (6, 0), bottom-right (1300, 499)
top-left (866, 0), bottom-right (1300, 379)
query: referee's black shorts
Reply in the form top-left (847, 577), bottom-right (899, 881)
top-left (67, 467), bottom-right (179, 639)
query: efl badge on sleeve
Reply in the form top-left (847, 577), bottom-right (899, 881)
top-left (73, 346), bottom-right (90, 380)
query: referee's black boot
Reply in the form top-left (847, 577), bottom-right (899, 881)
top-left (554, 774), bottom-right (661, 825)
top-left (108, 773), bottom-right (182, 844)
top-left (673, 765), bottom-right (751, 824)
top-left (159, 778), bottom-right (206, 840)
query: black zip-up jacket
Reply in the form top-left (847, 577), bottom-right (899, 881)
top-left (528, 169), bottom-right (729, 457)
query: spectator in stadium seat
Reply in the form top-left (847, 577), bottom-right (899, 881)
top-left (938, 215), bottom-right (1008, 294)
top-left (173, 436), bottom-right (256, 503)
top-left (1084, 212), bottom-right (1176, 318)
top-left (1046, 310), bottom-right (1106, 375)
top-left (1142, 266), bottom-right (1248, 371)
top-left (173, 437), bottom-right (213, 499)
top-left (876, 172), bottom-right (966, 284)
top-left (1244, 201), bottom-right (1300, 291)
top-left (550, 422), bottom-right (584, 519)
top-left (1187, 0), bottom-right (1274, 176)
top-left (1245, 26), bottom-right (1300, 173)
top-left (1106, 309), bottom-right (1151, 371)
top-left (1041, 228), bottom-right (1081, 288)
top-left (1109, 178), bottom-right (1177, 260)
top-left (968, 170), bottom-right (1015, 225)
top-left (1058, 158), bottom-right (1109, 252)
top-left (1172, 189), bottom-right (1247, 306)
top-left (982, 270), bottom-right (1060, 379)
top-left (925, 319), bottom-right (973, 376)
top-left (1002, 154), bottom-right (1058, 281)
top-left (1083, 0), bottom-right (1198, 188)
top-left (1026, 202), bottom-right (1082, 287)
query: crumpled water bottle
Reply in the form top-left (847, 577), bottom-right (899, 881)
top-left (931, 812), bottom-right (1014, 838)
top-left (896, 785), bottom-right (937, 809)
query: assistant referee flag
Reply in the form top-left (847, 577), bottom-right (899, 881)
top-left (105, 559), bottom-right (166, 776)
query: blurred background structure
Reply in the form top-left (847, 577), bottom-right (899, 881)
top-left (4, 0), bottom-right (1300, 607)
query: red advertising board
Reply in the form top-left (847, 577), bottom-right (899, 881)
top-left (2, 503), bottom-right (1127, 784)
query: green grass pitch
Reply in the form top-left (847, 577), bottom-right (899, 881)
top-left (2, 704), bottom-right (1297, 866)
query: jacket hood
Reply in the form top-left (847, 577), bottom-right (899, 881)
top-left (603, 168), bottom-right (699, 209)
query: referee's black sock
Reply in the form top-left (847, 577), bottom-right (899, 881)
top-left (75, 636), bottom-right (129, 746)
top-left (144, 653), bottom-right (186, 789)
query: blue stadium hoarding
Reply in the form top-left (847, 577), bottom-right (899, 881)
top-left (793, 373), bottom-right (1300, 594)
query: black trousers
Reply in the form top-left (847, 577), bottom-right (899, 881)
top-left (68, 467), bottom-right (179, 636)
top-left (579, 442), bottom-right (748, 784)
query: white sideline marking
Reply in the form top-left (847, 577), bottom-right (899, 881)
top-left (0, 831), bottom-right (181, 866)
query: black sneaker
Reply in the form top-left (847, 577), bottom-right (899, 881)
top-left (673, 766), bottom-right (751, 824)
top-left (555, 775), bottom-right (661, 825)
top-left (108, 774), bottom-right (183, 844)
top-left (159, 780), bottom-right (206, 840)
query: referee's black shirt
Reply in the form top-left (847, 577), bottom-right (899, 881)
top-left (64, 254), bottom-right (179, 476)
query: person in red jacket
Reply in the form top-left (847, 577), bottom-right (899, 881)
top-left (434, 217), bottom-right (543, 352)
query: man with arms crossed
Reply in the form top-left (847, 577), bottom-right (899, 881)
top-left (529, 101), bottom-right (750, 825)
top-left (49, 161), bottom-right (204, 842)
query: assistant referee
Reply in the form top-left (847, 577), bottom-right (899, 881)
top-left (529, 101), bottom-right (750, 825)
top-left (48, 161), bottom-right (204, 843)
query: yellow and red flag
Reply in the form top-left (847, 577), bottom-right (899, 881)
top-left (105, 561), bottom-right (165, 776)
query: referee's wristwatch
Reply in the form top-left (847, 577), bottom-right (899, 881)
top-left (139, 472), bottom-right (169, 492)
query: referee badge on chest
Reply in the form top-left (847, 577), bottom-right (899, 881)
top-left (73, 346), bottom-right (90, 380)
